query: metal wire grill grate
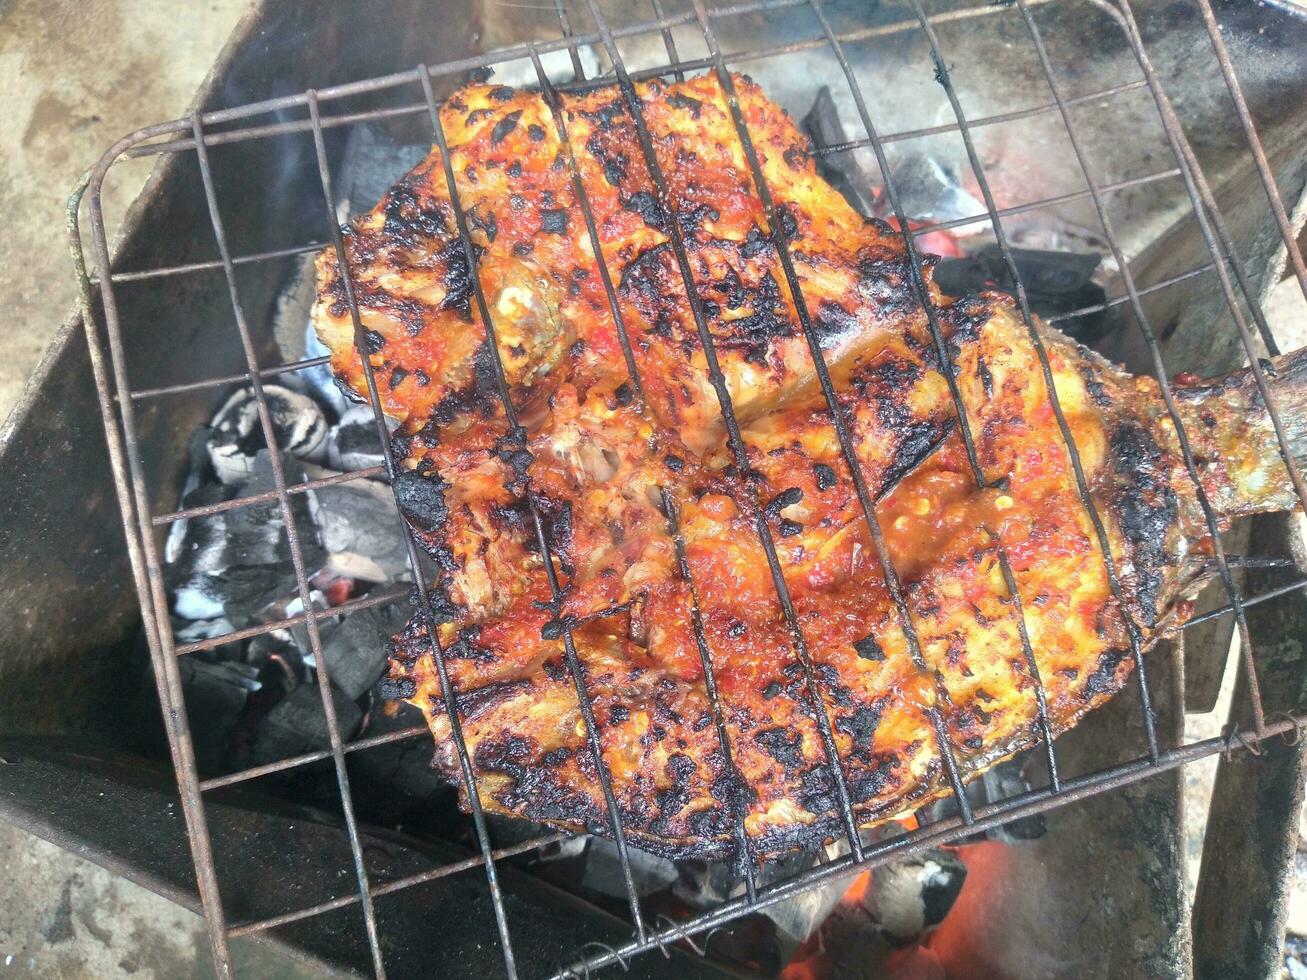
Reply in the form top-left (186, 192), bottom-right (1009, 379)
top-left (67, 0), bottom-right (1307, 977)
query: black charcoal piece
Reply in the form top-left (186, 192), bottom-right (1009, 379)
top-left (207, 384), bottom-right (328, 484)
top-left (870, 848), bottom-right (967, 943)
top-left (803, 86), bottom-right (879, 220)
top-left (580, 838), bottom-right (679, 898)
top-left (312, 604), bottom-right (409, 701)
top-left (246, 683), bottom-right (363, 767)
top-left (179, 656), bottom-right (261, 774)
top-left (337, 125), bottom-right (430, 220)
top-left (311, 476), bottom-right (409, 583)
top-left (881, 152), bottom-right (985, 225)
top-left (169, 451), bottom-right (324, 626)
top-left (934, 245), bottom-right (1111, 345)
top-left (326, 404), bottom-right (390, 472)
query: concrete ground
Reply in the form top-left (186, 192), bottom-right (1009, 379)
top-left (0, 1), bottom-right (346, 977)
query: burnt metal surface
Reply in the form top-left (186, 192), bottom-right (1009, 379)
top-left (0, 737), bottom-right (718, 979)
top-left (0, 0), bottom-right (1299, 977)
top-left (1191, 511), bottom-right (1307, 980)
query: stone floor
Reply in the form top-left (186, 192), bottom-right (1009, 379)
top-left (0, 820), bottom-right (347, 979)
top-left (0, 0), bottom-right (249, 418)
top-left (0, 1), bottom-right (347, 977)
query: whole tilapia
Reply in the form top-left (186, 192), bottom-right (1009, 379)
top-left (314, 73), bottom-right (1307, 859)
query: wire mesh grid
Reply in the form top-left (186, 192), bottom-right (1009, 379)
top-left (66, 0), bottom-right (1307, 976)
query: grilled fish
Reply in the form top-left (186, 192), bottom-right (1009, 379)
top-left (313, 73), bottom-right (1307, 859)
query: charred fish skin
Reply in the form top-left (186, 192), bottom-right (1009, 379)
top-left (314, 74), bottom-right (1307, 860)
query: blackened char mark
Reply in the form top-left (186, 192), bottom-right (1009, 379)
top-left (475, 735), bottom-right (606, 828)
top-left (580, 100), bottom-right (626, 132)
top-left (539, 208), bottom-right (569, 234)
top-left (877, 418), bottom-right (957, 502)
top-left (490, 110), bottom-right (523, 145)
top-left (647, 754), bottom-right (698, 836)
top-left (377, 676), bottom-right (417, 700)
top-left (944, 294), bottom-right (995, 351)
top-left (798, 764), bottom-right (836, 816)
top-left (1109, 421), bottom-right (1177, 626)
top-left (381, 179), bottom-right (447, 247)
top-left (850, 354), bottom-right (925, 404)
top-left (667, 93), bottom-right (703, 117)
top-left (855, 251), bottom-right (923, 321)
top-left (619, 242), bottom-right (673, 302)
top-left (835, 704), bottom-right (883, 761)
top-left (1083, 647), bottom-right (1128, 701)
top-left (404, 583), bottom-right (462, 626)
top-left (848, 756), bottom-right (899, 803)
top-left (722, 271), bottom-right (791, 367)
top-left (469, 209), bottom-right (497, 244)
top-left (623, 191), bottom-right (667, 231)
top-left (755, 727), bottom-right (805, 771)
top-left (677, 202), bottom-right (719, 237)
top-left (435, 237), bottom-right (483, 321)
top-left (585, 133), bottom-right (628, 187)
top-left (453, 679), bottom-right (534, 721)
top-left (853, 634), bottom-right (885, 661)
top-left (432, 342), bottom-right (501, 426)
top-left (446, 624), bottom-right (495, 663)
top-left (813, 300), bottom-right (859, 346)
top-left (393, 472), bottom-right (449, 532)
top-left (765, 487), bottom-right (803, 515)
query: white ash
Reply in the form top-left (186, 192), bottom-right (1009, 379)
top-left (207, 384), bottom-right (328, 485)
top-left (306, 465), bottom-right (409, 583)
top-left (870, 848), bottom-right (967, 943)
top-left (325, 404), bottom-right (391, 473)
top-left (486, 44), bottom-right (600, 92)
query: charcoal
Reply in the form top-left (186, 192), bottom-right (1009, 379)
top-left (246, 683), bottom-right (362, 767)
top-left (246, 632), bottom-right (312, 690)
top-left (283, 591), bottom-right (330, 657)
top-left (916, 753), bottom-right (1045, 843)
top-left (166, 478), bottom-right (236, 620)
top-left (168, 451), bottom-right (325, 625)
top-left (870, 847), bottom-right (967, 942)
top-left (208, 384), bottom-right (328, 484)
top-left (180, 656), bottom-right (261, 774)
top-left (887, 151), bottom-right (985, 225)
top-left (308, 603), bottom-right (409, 701)
top-left (326, 404), bottom-right (390, 473)
top-left (310, 474), bottom-right (409, 582)
top-left (580, 838), bottom-right (678, 898)
top-left (935, 244), bottom-right (1112, 345)
top-left (804, 86), bottom-right (878, 219)
top-left (338, 126), bottom-right (431, 221)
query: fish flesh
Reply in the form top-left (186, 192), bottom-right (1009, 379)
top-left (313, 73), bottom-right (1307, 859)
